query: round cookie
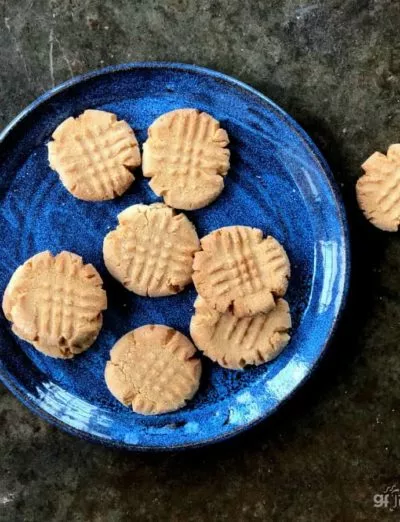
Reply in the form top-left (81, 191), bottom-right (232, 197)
top-left (104, 325), bottom-right (201, 415)
top-left (103, 203), bottom-right (200, 297)
top-left (356, 145), bottom-right (400, 231)
top-left (142, 108), bottom-right (230, 210)
top-left (2, 251), bottom-right (107, 358)
top-left (48, 109), bottom-right (141, 201)
top-left (192, 226), bottom-right (290, 318)
top-left (190, 296), bottom-right (291, 370)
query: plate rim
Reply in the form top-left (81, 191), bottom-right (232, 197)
top-left (0, 61), bottom-right (351, 450)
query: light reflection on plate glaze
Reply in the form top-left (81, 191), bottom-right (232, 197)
top-left (0, 63), bottom-right (350, 450)
top-left (318, 240), bottom-right (340, 314)
top-left (266, 358), bottom-right (310, 404)
top-left (34, 382), bottom-right (114, 439)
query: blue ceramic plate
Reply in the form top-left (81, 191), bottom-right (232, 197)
top-left (0, 63), bottom-right (350, 450)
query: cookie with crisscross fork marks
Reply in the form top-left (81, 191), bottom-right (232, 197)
top-left (142, 108), bottom-right (230, 210)
top-left (103, 203), bottom-right (200, 297)
top-left (2, 251), bottom-right (107, 358)
top-left (356, 145), bottom-right (400, 231)
top-left (105, 325), bottom-right (201, 415)
top-left (48, 109), bottom-right (141, 201)
top-left (193, 226), bottom-right (290, 318)
top-left (190, 296), bottom-right (291, 370)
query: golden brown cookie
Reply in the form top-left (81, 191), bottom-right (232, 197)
top-left (103, 203), bottom-right (200, 297)
top-left (2, 251), bottom-right (107, 358)
top-left (142, 108), bottom-right (230, 210)
top-left (192, 226), bottom-right (290, 318)
top-left (104, 325), bottom-right (201, 415)
top-left (190, 296), bottom-right (291, 370)
top-left (356, 145), bottom-right (400, 231)
top-left (48, 109), bottom-right (141, 201)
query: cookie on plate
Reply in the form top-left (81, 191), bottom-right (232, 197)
top-left (2, 251), bottom-right (107, 358)
top-left (190, 296), bottom-right (291, 369)
top-left (193, 226), bottom-right (290, 318)
top-left (48, 109), bottom-right (141, 201)
top-left (103, 203), bottom-right (200, 297)
top-left (105, 325), bottom-right (201, 415)
top-left (356, 145), bottom-right (400, 231)
top-left (142, 108), bottom-right (230, 210)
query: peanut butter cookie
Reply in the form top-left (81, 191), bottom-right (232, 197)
top-left (2, 251), bottom-right (107, 358)
top-left (190, 296), bottom-right (291, 369)
top-left (356, 145), bottom-right (400, 231)
top-left (105, 325), bottom-right (201, 415)
top-left (103, 203), bottom-right (200, 297)
top-left (48, 109), bottom-right (141, 201)
top-left (192, 226), bottom-right (290, 318)
top-left (142, 109), bottom-right (230, 210)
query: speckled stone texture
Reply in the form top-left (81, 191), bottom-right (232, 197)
top-left (0, 0), bottom-right (399, 521)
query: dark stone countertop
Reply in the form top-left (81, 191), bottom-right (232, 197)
top-left (0, 1), bottom-right (399, 521)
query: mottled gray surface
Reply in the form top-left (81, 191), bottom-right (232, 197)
top-left (0, 0), bottom-right (399, 521)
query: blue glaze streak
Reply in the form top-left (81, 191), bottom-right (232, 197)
top-left (0, 63), bottom-right (350, 450)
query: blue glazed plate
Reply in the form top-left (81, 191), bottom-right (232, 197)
top-left (0, 63), bottom-right (350, 450)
